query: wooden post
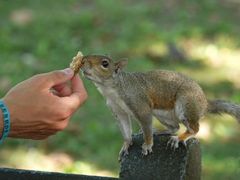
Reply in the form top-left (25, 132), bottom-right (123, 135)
top-left (119, 134), bottom-right (201, 180)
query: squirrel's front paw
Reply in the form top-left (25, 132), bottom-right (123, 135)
top-left (167, 136), bottom-right (189, 150)
top-left (118, 141), bottom-right (133, 161)
top-left (167, 136), bottom-right (180, 149)
top-left (142, 143), bottom-right (153, 155)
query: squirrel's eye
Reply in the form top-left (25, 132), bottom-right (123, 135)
top-left (101, 60), bottom-right (109, 68)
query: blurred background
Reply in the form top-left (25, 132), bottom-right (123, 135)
top-left (0, 0), bottom-right (239, 179)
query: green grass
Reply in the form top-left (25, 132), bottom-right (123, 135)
top-left (0, 0), bottom-right (240, 179)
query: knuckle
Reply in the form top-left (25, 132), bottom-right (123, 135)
top-left (55, 121), bottom-right (69, 131)
top-left (79, 91), bottom-right (88, 105)
top-left (82, 91), bottom-right (88, 101)
top-left (52, 70), bottom-right (65, 79)
top-left (55, 108), bottom-right (72, 119)
top-left (62, 108), bottom-right (72, 118)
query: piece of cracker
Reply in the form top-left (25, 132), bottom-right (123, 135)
top-left (70, 51), bottom-right (84, 74)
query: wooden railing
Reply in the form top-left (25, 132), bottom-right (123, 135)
top-left (0, 134), bottom-right (201, 180)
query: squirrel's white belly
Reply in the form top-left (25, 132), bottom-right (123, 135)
top-left (95, 84), bottom-right (134, 117)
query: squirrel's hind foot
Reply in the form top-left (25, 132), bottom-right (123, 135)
top-left (142, 142), bottom-right (153, 155)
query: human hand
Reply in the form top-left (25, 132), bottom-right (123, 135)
top-left (1, 68), bottom-right (87, 140)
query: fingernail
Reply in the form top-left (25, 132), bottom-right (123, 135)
top-left (63, 68), bottom-right (73, 75)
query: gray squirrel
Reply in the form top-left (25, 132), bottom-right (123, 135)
top-left (78, 54), bottom-right (240, 158)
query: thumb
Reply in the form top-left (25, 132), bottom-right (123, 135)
top-left (41, 68), bottom-right (74, 87)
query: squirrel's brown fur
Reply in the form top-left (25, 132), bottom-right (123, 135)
top-left (80, 54), bottom-right (240, 157)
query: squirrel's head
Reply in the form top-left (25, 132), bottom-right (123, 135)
top-left (81, 55), bottom-right (128, 84)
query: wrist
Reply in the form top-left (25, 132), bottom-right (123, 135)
top-left (2, 98), bottom-right (14, 138)
top-left (0, 99), bottom-right (11, 143)
top-left (0, 110), bottom-right (3, 138)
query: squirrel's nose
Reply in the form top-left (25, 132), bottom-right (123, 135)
top-left (81, 57), bottom-right (87, 64)
top-left (80, 56), bottom-right (89, 70)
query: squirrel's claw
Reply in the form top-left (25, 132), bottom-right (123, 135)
top-left (118, 141), bottom-right (132, 162)
top-left (141, 143), bottom-right (153, 155)
top-left (167, 136), bottom-right (180, 150)
top-left (182, 140), bottom-right (187, 147)
top-left (167, 136), bottom-right (190, 150)
top-left (118, 149), bottom-right (128, 162)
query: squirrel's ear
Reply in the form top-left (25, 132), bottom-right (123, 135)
top-left (114, 59), bottom-right (128, 73)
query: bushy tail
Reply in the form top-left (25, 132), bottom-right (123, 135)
top-left (208, 99), bottom-right (240, 123)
